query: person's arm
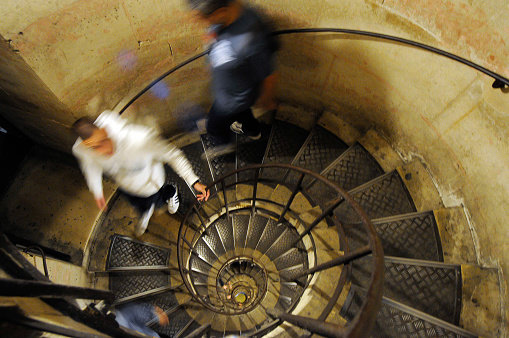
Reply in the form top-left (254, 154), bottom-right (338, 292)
top-left (150, 135), bottom-right (210, 201)
top-left (73, 144), bottom-right (106, 209)
top-left (255, 72), bottom-right (278, 111)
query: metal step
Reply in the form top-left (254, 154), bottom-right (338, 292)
top-left (262, 120), bottom-right (309, 181)
top-left (285, 125), bottom-right (349, 186)
top-left (341, 286), bottom-right (477, 338)
top-left (106, 234), bottom-right (170, 270)
top-left (335, 170), bottom-right (417, 225)
top-left (306, 142), bottom-right (385, 206)
top-left (351, 256), bottom-right (462, 324)
top-left (201, 133), bottom-right (236, 185)
top-left (245, 213), bottom-right (270, 249)
top-left (345, 211), bottom-right (443, 261)
top-left (236, 123), bottom-right (272, 182)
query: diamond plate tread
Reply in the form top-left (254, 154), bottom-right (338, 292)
top-left (323, 143), bottom-right (384, 190)
top-left (202, 225), bottom-right (227, 258)
top-left (262, 120), bottom-right (309, 181)
top-left (307, 143), bottom-right (385, 205)
top-left (351, 257), bottom-right (461, 324)
top-left (345, 212), bottom-right (443, 261)
top-left (190, 253), bottom-right (213, 275)
top-left (245, 214), bottom-right (270, 249)
top-left (109, 272), bottom-right (170, 300)
top-left (190, 270), bottom-right (208, 286)
top-left (201, 133), bottom-right (236, 184)
top-left (214, 215), bottom-right (235, 253)
top-left (335, 171), bottom-right (416, 225)
top-left (194, 237), bottom-right (219, 266)
top-left (286, 125), bottom-right (348, 185)
top-left (342, 289), bottom-right (475, 338)
top-left (233, 214), bottom-right (250, 250)
top-left (237, 124), bottom-right (272, 182)
top-left (273, 247), bottom-right (308, 271)
top-left (278, 283), bottom-right (301, 310)
top-left (107, 235), bottom-right (170, 269)
top-left (255, 219), bottom-right (287, 255)
top-left (265, 227), bottom-right (303, 262)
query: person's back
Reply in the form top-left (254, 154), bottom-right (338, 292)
top-left (187, 0), bottom-right (278, 155)
top-left (71, 111), bottom-right (209, 237)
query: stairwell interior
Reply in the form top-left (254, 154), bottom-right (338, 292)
top-left (0, 1), bottom-right (508, 337)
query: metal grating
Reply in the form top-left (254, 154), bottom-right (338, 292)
top-left (201, 133), bottom-right (236, 184)
top-left (322, 143), bottom-right (384, 191)
top-left (106, 235), bottom-right (170, 269)
top-left (265, 227), bottom-right (301, 261)
top-left (202, 225), bottom-right (227, 258)
top-left (341, 289), bottom-right (474, 338)
top-left (255, 219), bottom-right (286, 255)
top-left (193, 238), bottom-right (219, 266)
top-left (245, 214), bottom-right (269, 249)
top-left (214, 215), bottom-right (235, 253)
top-left (237, 124), bottom-right (271, 182)
top-left (351, 257), bottom-right (461, 324)
top-left (109, 273), bottom-right (170, 300)
top-left (345, 212), bottom-right (443, 261)
top-left (287, 126), bottom-right (348, 185)
top-left (262, 120), bottom-right (309, 181)
top-left (335, 171), bottom-right (416, 224)
top-left (233, 214), bottom-right (250, 251)
top-left (190, 254), bottom-right (213, 275)
top-left (273, 247), bottom-right (307, 271)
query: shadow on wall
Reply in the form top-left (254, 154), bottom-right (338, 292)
top-left (275, 32), bottom-right (391, 135)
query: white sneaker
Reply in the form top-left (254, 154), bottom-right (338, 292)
top-left (135, 203), bottom-right (155, 237)
top-left (230, 122), bottom-right (261, 140)
top-left (167, 184), bottom-right (179, 214)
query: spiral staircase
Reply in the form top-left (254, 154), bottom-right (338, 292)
top-left (81, 106), bottom-right (482, 338)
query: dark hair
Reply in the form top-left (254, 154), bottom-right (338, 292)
top-left (71, 117), bottom-right (98, 140)
top-left (187, 0), bottom-right (233, 15)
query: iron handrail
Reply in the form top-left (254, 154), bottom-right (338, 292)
top-left (118, 27), bottom-right (508, 115)
top-left (0, 232), bottom-right (143, 338)
top-left (177, 163), bottom-right (384, 337)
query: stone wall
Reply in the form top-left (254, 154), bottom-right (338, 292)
top-left (0, 0), bottom-right (508, 333)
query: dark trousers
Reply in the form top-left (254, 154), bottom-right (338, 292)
top-left (121, 184), bottom-right (176, 214)
top-left (206, 102), bottom-right (261, 144)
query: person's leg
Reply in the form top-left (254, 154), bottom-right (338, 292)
top-left (206, 102), bottom-right (236, 145)
top-left (122, 191), bottom-right (156, 215)
top-left (121, 190), bottom-right (158, 237)
top-left (158, 183), bottom-right (179, 214)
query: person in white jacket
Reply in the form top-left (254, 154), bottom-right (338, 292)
top-left (72, 110), bottom-right (209, 237)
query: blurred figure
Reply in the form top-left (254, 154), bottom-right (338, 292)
top-left (115, 302), bottom-right (168, 338)
top-left (71, 110), bottom-right (209, 237)
top-left (187, 0), bottom-right (279, 158)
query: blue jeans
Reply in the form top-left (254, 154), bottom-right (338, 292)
top-left (115, 302), bottom-right (160, 337)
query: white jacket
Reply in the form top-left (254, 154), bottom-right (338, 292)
top-left (72, 111), bottom-right (199, 199)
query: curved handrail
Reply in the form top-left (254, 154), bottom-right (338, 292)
top-left (0, 232), bottom-right (141, 338)
top-left (272, 28), bottom-right (509, 88)
top-left (177, 163), bottom-right (384, 337)
top-left (118, 27), bottom-right (508, 115)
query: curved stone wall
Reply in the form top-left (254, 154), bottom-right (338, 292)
top-left (0, 0), bottom-right (508, 334)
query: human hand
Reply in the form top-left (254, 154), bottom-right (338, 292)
top-left (193, 182), bottom-right (210, 201)
top-left (95, 196), bottom-right (106, 210)
top-left (154, 306), bottom-right (169, 326)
